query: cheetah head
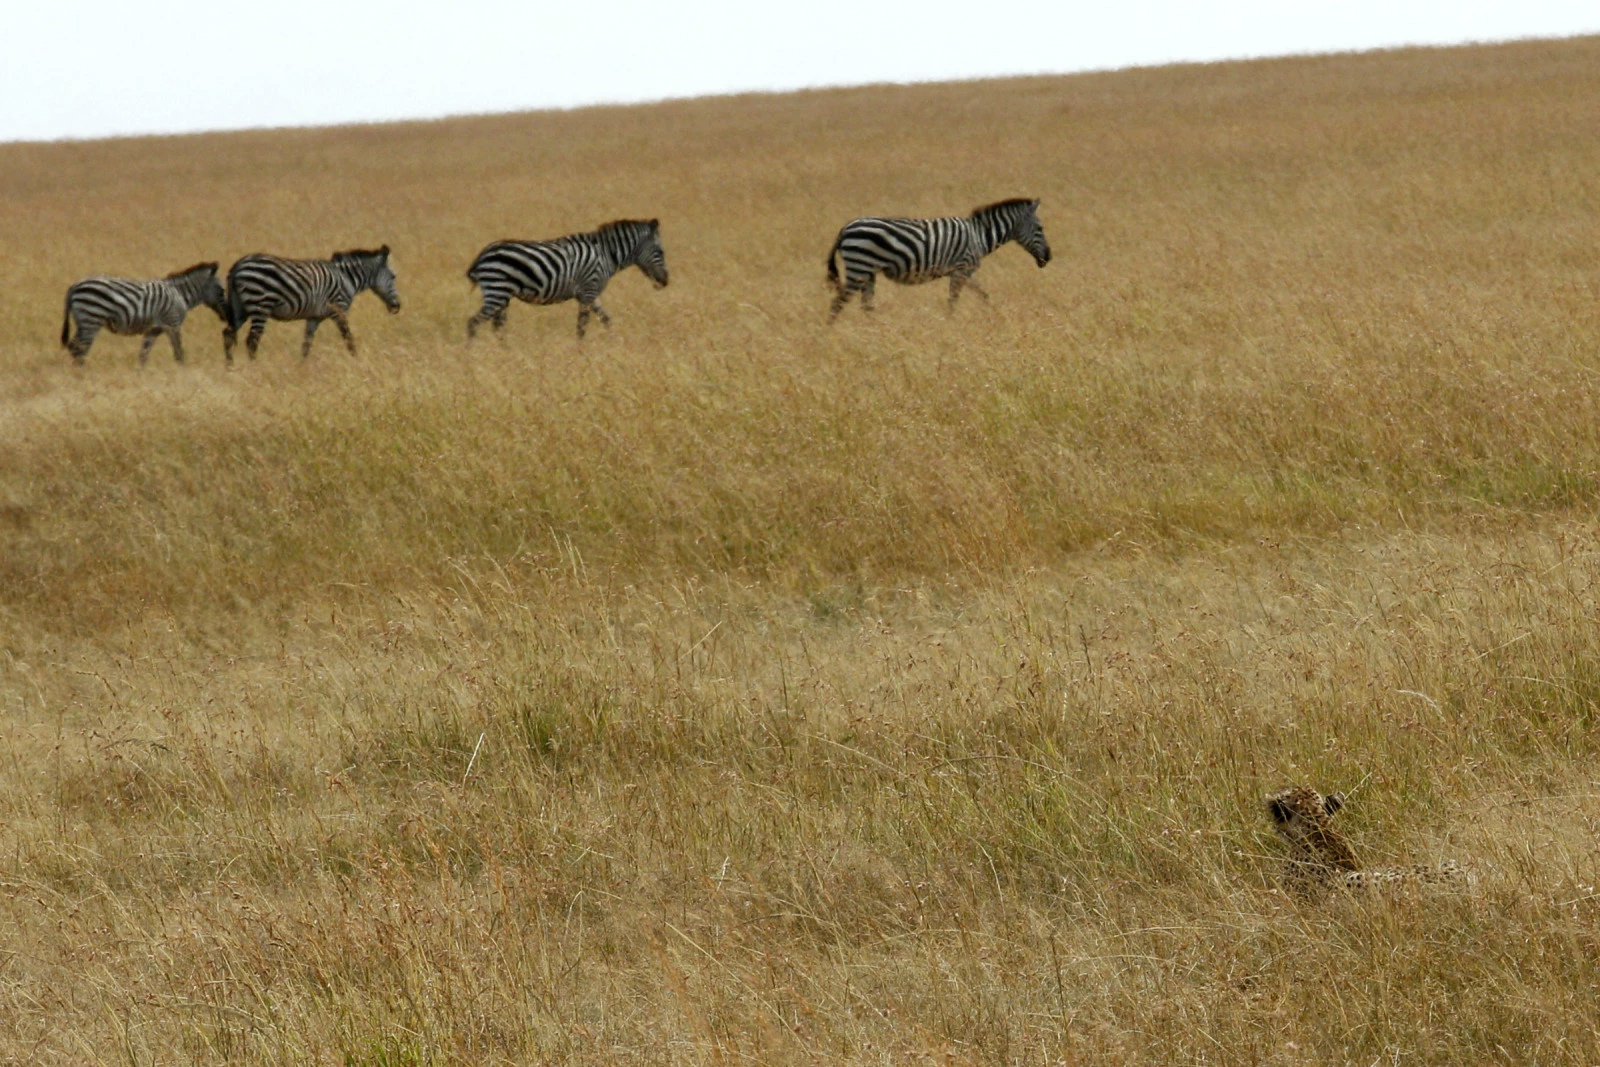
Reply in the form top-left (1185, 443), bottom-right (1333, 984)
top-left (1265, 785), bottom-right (1361, 873)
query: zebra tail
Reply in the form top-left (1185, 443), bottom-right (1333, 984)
top-left (60, 291), bottom-right (73, 348)
top-left (826, 238), bottom-right (841, 291)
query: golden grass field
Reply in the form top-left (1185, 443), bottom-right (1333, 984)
top-left (5, 35), bottom-right (1600, 1064)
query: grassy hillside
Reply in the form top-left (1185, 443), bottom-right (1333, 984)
top-left (4, 36), bottom-right (1600, 1064)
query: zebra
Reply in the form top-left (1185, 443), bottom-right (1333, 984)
top-left (222, 246), bottom-right (400, 361)
top-left (825, 198), bottom-right (1051, 319)
top-left (465, 219), bottom-right (668, 341)
top-left (60, 262), bottom-right (227, 364)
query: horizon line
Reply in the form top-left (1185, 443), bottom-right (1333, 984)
top-left (7, 31), bottom-right (1594, 150)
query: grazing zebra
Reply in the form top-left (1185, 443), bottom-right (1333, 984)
top-left (466, 219), bottom-right (668, 340)
top-left (60, 262), bottom-right (227, 364)
top-left (825, 198), bottom-right (1051, 320)
top-left (222, 246), bottom-right (400, 361)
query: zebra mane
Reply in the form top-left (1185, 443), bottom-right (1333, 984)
top-left (331, 245), bottom-right (389, 262)
top-left (595, 219), bottom-right (660, 264)
top-left (970, 198), bottom-right (1038, 219)
top-left (166, 262), bottom-right (219, 280)
top-left (596, 219), bottom-right (659, 237)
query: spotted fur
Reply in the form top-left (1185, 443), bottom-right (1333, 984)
top-left (1265, 786), bottom-right (1472, 896)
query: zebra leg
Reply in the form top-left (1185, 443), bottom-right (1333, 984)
top-left (167, 326), bottom-right (185, 363)
top-left (245, 316), bottom-right (267, 358)
top-left (466, 305), bottom-right (498, 341)
top-left (950, 272), bottom-right (988, 309)
top-left (301, 318), bottom-right (322, 358)
top-left (138, 328), bottom-right (162, 365)
top-left (222, 323), bottom-right (237, 362)
top-left (68, 321), bottom-right (99, 363)
top-left (948, 273), bottom-right (969, 311)
top-left (332, 312), bottom-right (357, 356)
top-left (574, 282), bottom-right (610, 339)
top-left (468, 287), bottom-right (512, 342)
top-left (828, 274), bottom-right (865, 321)
top-left (860, 276), bottom-right (877, 313)
top-left (491, 310), bottom-right (507, 340)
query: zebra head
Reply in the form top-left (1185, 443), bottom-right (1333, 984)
top-left (602, 219), bottom-right (669, 288)
top-left (168, 262), bottom-right (228, 322)
top-left (973, 198), bottom-right (1051, 268)
top-left (336, 245), bottom-right (402, 313)
top-left (1015, 200), bottom-right (1051, 267)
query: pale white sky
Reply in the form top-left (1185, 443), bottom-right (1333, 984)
top-left (5, 1), bottom-right (1599, 143)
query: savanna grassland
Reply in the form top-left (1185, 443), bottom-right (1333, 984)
top-left (6, 36), bottom-right (1600, 1065)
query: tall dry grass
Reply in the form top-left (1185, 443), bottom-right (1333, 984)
top-left (3, 36), bottom-right (1600, 1064)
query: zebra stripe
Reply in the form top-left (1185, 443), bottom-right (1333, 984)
top-left (222, 246), bottom-right (400, 361)
top-left (826, 198), bottom-right (1051, 319)
top-left (60, 263), bottom-right (226, 364)
top-left (466, 219), bottom-right (668, 340)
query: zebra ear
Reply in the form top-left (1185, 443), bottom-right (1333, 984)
top-left (379, 244), bottom-right (390, 259)
top-left (649, 219), bottom-right (659, 231)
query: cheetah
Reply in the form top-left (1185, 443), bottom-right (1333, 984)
top-left (1264, 786), bottom-right (1472, 897)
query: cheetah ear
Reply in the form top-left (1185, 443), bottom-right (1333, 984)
top-left (1323, 793), bottom-right (1344, 816)
top-left (1267, 798), bottom-right (1292, 824)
